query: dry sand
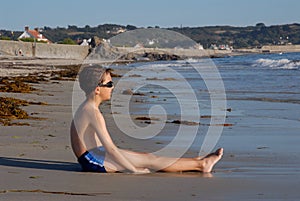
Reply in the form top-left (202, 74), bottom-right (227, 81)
top-left (1, 58), bottom-right (300, 201)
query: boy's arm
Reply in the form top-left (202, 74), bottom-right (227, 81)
top-left (89, 108), bottom-right (140, 173)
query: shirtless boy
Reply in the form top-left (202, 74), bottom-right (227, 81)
top-left (71, 65), bottom-right (223, 173)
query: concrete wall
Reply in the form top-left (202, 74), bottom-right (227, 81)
top-left (261, 45), bottom-right (300, 53)
top-left (0, 40), bottom-right (89, 59)
top-left (2, 40), bottom-right (300, 60)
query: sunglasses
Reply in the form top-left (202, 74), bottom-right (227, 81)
top-left (98, 81), bottom-right (114, 88)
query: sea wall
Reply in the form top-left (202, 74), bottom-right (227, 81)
top-left (0, 40), bottom-right (89, 59)
top-left (2, 39), bottom-right (299, 61)
top-left (261, 45), bottom-right (300, 53)
top-left (235, 45), bottom-right (300, 54)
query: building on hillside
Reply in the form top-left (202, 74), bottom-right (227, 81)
top-left (194, 43), bottom-right (204, 50)
top-left (78, 38), bottom-right (91, 46)
top-left (18, 26), bottom-right (51, 43)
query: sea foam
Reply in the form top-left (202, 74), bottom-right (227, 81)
top-left (253, 58), bottom-right (300, 69)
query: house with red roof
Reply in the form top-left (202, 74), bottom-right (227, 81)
top-left (18, 26), bottom-right (51, 43)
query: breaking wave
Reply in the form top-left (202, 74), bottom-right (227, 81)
top-left (253, 58), bottom-right (300, 69)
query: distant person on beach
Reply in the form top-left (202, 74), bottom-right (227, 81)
top-left (70, 65), bottom-right (223, 173)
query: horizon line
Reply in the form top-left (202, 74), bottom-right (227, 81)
top-left (2, 22), bottom-right (300, 32)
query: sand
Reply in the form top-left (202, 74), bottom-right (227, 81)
top-left (1, 58), bottom-right (300, 201)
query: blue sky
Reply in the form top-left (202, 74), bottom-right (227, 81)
top-left (1, 0), bottom-right (299, 31)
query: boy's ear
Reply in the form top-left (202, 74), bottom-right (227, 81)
top-left (95, 86), bottom-right (101, 95)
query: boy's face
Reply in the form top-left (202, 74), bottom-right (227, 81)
top-left (98, 73), bottom-right (114, 101)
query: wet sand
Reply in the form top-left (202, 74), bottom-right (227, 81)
top-left (1, 59), bottom-right (300, 200)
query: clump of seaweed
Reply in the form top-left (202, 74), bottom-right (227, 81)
top-left (16, 74), bottom-right (48, 83)
top-left (0, 97), bottom-right (29, 125)
top-left (50, 65), bottom-right (81, 81)
top-left (0, 78), bottom-right (36, 93)
top-left (0, 97), bottom-right (46, 126)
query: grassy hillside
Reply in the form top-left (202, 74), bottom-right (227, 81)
top-left (1, 23), bottom-right (299, 49)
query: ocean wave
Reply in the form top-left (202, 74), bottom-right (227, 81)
top-left (176, 58), bottom-right (200, 63)
top-left (253, 58), bottom-right (300, 69)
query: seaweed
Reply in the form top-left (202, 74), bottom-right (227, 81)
top-left (50, 65), bottom-right (81, 80)
top-left (0, 97), bottom-right (46, 126)
top-left (0, 78), bottom-right (36, 93)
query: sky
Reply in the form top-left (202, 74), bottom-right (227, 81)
top-left (0, 0), bottom-right (299, 31)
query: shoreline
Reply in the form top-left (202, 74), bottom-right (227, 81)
top-left (0, 48), bottom-right (288, 64)
top-left (2, 38), bottom-right (300, 63)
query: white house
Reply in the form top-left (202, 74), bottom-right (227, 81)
top-left (18, 26), bottom-right (51, 43)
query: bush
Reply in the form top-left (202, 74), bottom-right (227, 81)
top-left (59, 38), bottom-right (77, 45)
top-left (0, 36), bottom-right (11, 40)
top-left (20, 38), bottom-right (35, 42)
top-left (19, 38), bottom-right (48, 43)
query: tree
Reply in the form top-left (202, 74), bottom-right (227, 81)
top-left (126, 25), bottom-right (137, 30)
top-left (68, 25), bottom-right (78, 31)
top-left (256, 23), bottom-right (266, 28)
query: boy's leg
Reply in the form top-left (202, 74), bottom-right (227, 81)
top-left (104, 148), bottom-right (223, 173)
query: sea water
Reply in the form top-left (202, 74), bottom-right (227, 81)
top-left (111, 52), bottom-right (300, 155)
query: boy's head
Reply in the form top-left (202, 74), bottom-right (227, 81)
top-left (79, 65), bottom-right (111, 95)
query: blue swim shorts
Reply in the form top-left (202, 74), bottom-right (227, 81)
top-left (78, 146), bottom-right (107, 173)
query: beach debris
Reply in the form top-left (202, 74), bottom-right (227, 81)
top-left (14, 75), bottom-right (47, 83)
top-left (167, 120), bottom-right (200, 126)
top-left (133, 91), bottom-right (146, 96)
top-left (128, 74), bottom-right (142, 77)
top-left (146, 77), bottom-right (177, 81)
top-left (29, 176), bottom-right (42, 179)
top-left (50, 65), bottom-right (80, 80)
top-left (135, 116), bottom-right (160, 124)
top-left (257, 146), bottom-right (269, 150)
top-left (41, 145), bottom-right (48, 150)
top-left (0, 67), bottom-right (81, 92)
top-left (122, 89), bottom-right (145, 96)
top-left (0, 77), bottom-right (36, 93)
top-left (165, 119), bottom-right (233, 127)
top-left (135, 116), bottom-right (160, 121)
top-left (200, 115), bottom-right (212, 118)
top-left (0, 97), bottom-right (29, 120)
top-left (0, 97), bottom-right (46, 126)
top-left (210, 123), bottom-right (234, 127)
top-left (134, 98), bottom-right (145, 103)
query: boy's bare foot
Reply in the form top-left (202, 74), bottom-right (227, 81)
top-left (199, 148), bottom-right (223, 173)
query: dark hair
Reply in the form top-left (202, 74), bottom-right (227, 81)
top-left (78, 65), bottom-right (111, 95)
